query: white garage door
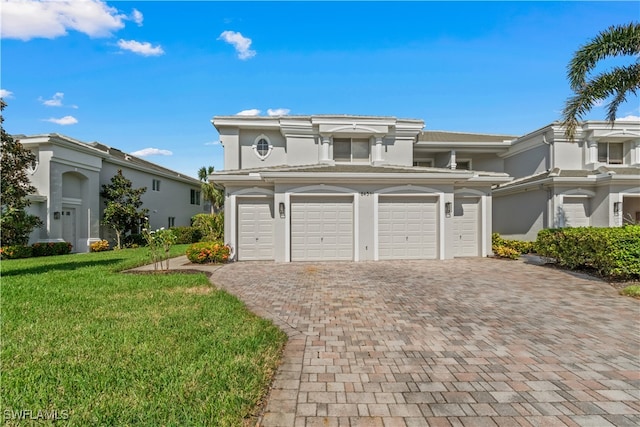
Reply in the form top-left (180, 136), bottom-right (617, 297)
top-left (563, 197), bottom-right (590, 227)
top-left (378, 196), bottom-right (438, 260)
top-left (291, 197), bottom-right (353, 261)
top-left (237, 199), bottom-right (274, 260)
top-left (453, 198), bottom-right (479, 257)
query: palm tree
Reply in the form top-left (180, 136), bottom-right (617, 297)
top-left (562, 22), bottom-right (640, 141)
top-left (197, 166), bottom-right (224, 214)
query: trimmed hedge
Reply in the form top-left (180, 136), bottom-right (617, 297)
top-left (186, 241), bottom-right (231, 264)
top-left (1, 242), bottom-right (72, 259)
top-left (171, 226), bottom-right (203, 244)
top-left (492, 233), bottom-right (535, 259)
top-left (535, 226), bottom-right (640, 281)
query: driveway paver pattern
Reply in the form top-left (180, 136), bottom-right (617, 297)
top-left (208, 258), bottom-right (639, 427)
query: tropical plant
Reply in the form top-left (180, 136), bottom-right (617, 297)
top-left (562, 22), bottom-right (640, 141)
top-left (0, 100), bottom-right (43, 246)
top-left (100, 169), bottom-right (148, 249)
top-left (192, 213), bottom-right (224, 242)
top-left (197, 165), bottom-right (224, 213)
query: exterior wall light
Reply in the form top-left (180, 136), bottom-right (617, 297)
top-left (445, 202), bottom-right (452, 218)
top-left (279, 202), bottom-right (286, 219)
top-left (54, 211), bottom-right (61, 220)
top-left (613, 201), bottom-right (621, 215)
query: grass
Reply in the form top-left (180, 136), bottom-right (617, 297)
top-left (1, 245), bottom-right (287, 426)
top-left (620, 284), bottom-right (640, 298)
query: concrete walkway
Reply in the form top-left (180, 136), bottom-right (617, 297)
top-left (134, 256), bottom-right (640, 426)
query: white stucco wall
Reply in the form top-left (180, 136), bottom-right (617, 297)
top-left (493, 188), bottom-right (548, 241)
top-left (504, 144), bottom-right (549, 179)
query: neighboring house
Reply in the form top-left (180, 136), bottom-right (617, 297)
top-left (16, 133), bottom-right (203, 252)
top-left (491, 121), bottom-right (640, 240)
top-left (212, 115), bottom-right (512, 262)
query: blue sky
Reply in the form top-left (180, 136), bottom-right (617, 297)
top-left (2, 1), bottom-right (638, 178)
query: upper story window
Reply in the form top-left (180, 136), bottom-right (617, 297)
top-left (598, 142), bottom-right (623, 164)
top-left (253, 135), bottom-right (273, 160)
top-left (333, 138), bottom-right (370, 163)
top-left (190, 189), bottom-right (200, 205)
top-left (152, 179), bottom-right (161, 191)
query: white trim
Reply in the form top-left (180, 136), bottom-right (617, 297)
top-left (252, 134), bottom-right (274, 161)
top-left (454, 187), bottom-right (486, 197)
top-left (559, 188), bottom-right (596, 198)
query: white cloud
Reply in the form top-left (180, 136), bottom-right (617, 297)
top-left (44, 115), bottom-right (78, 125)
top-left (1, 0), bottom-right (128, 40)
top-left (131, 9), bottom-right (143, 26)
top-left (267, 108), bottom-right (290, 116)
top-left (40, 92), bottom-right (65, 107)
top-left (0, 89), bottom-right (14, 98)
top-left (593, 100), bottom-right (605, 108)
top-left (218, 30), bottom-right (256, 60)
top-left (617, 115), bottom-right (640, 122)
top-left (236, 109), bottom-right (261, 116)
top-left (117, 39), bottom-right (164, 56)
top-left (204, 140), bottom-right (221, 146)
top-left (130, 147), bottom-right (173, 157)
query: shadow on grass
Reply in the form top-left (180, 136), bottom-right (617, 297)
top-left (1, 258), bottom-right (125, 277)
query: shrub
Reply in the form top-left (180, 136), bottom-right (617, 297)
top-left (492, 233), bottom-right (534, 259)
top-left (0, 245), bottom-right (33, 260)
top-left (186, 241), bottom-right (231, 264)
top-left (535, 226), bottom-right (640, 281)
top-left (171, 226), bottom-right (202, 244)
top-left (90, 240), bottom-right (110, 252)
top-left (31, 242), bottom-right (73, 257)
top-left (123, 233), bottom-right (146, 248)
top-left (192, 213), bottom-right (224, 242)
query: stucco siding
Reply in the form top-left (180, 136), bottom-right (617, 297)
top-left (493, 189), bottom-right (547, 241)
top-left (553, 141), bottom-right (585, 170)
top-left (238, 129), bottom-right (287, 169)
top-left (505, 144), bottom-right (549, 179)
top-left (459, 153), bottom-right (504, 172)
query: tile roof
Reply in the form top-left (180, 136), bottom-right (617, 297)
top-left (419, 131), bottom-right (516, 143)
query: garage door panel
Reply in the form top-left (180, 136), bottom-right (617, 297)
top-left (238, 200), bottom-right (274, 261)
top-left (378, 196), bottom-right (438, 260)
top-left (563, 198), bottom-right (590, 227)
top-left (453, 198), bottom-right (479, 257)
top-left (291, 197), bottom-right (353, 261)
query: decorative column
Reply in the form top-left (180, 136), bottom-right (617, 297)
top-left (372, 136), bottom-right (383, 164)
top-left (450, 150), bottom-right (457, 170)
top-left (633, 139), bottom-right (640, 165)
top-left (319, 134), bottom-right (331, 163)
top-left (587, 138), bottom-right (598, 165)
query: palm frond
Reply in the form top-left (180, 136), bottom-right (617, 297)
top-left (568, 22), bottom-right (640, 91)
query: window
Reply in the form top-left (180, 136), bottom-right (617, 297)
top-left (190, 189), bottom-right (200, 205)
top-left (333, 138), bottom-right (370, 163)
top-left (152, 179), bottom-right (161, 191)
top-left (598, 142), bottom-right (623, 164)
top-left (253, 135), bottom-right (273, 160)
top-left (168, 217), bottom-right (175, 228)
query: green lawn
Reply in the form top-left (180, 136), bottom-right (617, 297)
top-left (1, 246), bottom-right (287, 426)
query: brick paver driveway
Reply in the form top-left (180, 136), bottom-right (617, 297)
top-left (209, 258), bottom-right (639, 427)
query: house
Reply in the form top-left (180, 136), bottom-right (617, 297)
top-left (16, 133), bottom-right (203, 252)
top-left (492, 121), bottom-right (640, 240)
top-left (212, 115), bottom-right (640, 262)
top-left (211, 115), bottom-right (512, 262)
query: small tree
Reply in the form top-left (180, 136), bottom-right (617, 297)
top-left (0, 99), bottom-right (42, 246)
top-left (100, 169), bottom-right (148, 249)
top-left (197, 165), bottom-right (224, 214)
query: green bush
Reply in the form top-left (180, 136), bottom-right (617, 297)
top-left (192, 213), bottom-right (224, 242)
top-left (171, 226), bottom-right (202, 244)
top-left (0, 245), bottom-right (33, 259)
top-left (186, 241), bottom-right (231, 264)
top-left (32, 242), bottom-right (73, 257)
top-left (123, 233), bottom-right (146, 248)
top-left (535, 226), bottom-right (640, 280)
top-left (492, 233), bottom-right (535, 259)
